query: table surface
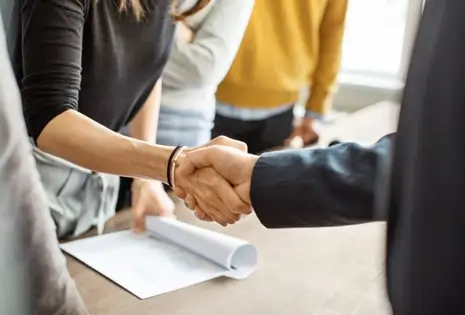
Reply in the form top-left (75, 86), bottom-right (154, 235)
top-left (67, 102), bottom-right (399, 315)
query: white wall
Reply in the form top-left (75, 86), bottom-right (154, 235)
top-left (334, 75), bottom-right (403, 112)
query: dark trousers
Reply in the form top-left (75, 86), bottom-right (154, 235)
top-left (211, 107), bottom-right (294, 154)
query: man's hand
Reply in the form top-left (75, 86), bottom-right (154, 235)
top-left (284, 117), bottom-right (320, 147)
top-left (175, 137), bottom-right (259, 225)
top-left (131, 179), bottom-right (175, 232)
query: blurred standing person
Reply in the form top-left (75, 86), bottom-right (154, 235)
top-left (157, 0), bottom-right (254, 147)
top-left (214, 0), bottom-right (348, 153)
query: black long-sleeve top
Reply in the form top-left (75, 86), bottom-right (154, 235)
top-left (19, 0), bottom-right (175, 141)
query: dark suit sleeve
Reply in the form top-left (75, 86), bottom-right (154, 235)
top-left (0, 20), bottom-right (88, 315)
top-left (250, 135), bottom-right (393, 228)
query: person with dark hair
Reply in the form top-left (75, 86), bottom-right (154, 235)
top-left (17, 0), bottom-right (250, 238)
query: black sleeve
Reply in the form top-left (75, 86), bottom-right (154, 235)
top-left (20, 0), bottom-right (88, 141)
top-left (250, 135), bottom-right (393, 228)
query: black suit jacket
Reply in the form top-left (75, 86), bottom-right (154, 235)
top-left (251, 135), bottom-right (393, 228)
top-left (251, 1), bottom-right (465, 314)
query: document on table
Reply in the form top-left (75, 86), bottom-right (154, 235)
top-left (61, 217), bottom-right (258, 299)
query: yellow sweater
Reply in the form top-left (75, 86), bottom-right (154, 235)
top-left (216, 0), bottom-right (348, 114)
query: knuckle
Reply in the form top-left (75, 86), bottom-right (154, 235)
top-left (237, 141), bottom-right (248, 152)
top-left (239, 203), bottom-right (252, 215)
top-left (225, 211), bottom-right (237, 222)
top-left (229, 217), bottom-right (238, 225)
top-left (230, 200), bottom-right (248, 214)
top-left (208, 144), bottom-right (223, 156)
top-left (215, 135), bottom-right (228, 144)
top-left (202, 189), bottom-right (213, 201)
top-left (173, 187), bottom-right (184, 198)
top-left (208, 175), bottom-right (221, 187)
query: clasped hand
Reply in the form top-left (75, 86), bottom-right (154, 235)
top-left (174, 136), bottom-right (258, 226)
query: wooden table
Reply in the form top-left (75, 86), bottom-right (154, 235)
top-left (67, 102), bottom-right (399, 315)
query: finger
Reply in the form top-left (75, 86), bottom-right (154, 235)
top-left (301, 130), bottom-right (319, 145)
top-left (187, 168), bottom-right (244, 222)
top-left (184, 194), bottom-right (197, 211)
top-left (197, 193), bottom-right (237, 225)
top-left (131, 203), bottom-right (146, 233)
top-left (177, 167), bottom-right (234, 224)
top-left (284, 127), bottom-right (300, 145)
top-left (194, 196), bottom-right (228, 226)
top-left (191, 177), bottom-right (240, 224)
top-left (288, 135), bottom-right (304, 149)
top-left (185, 194), bottom-right (226, 224)
top-left (173, 187), bottom-right (187, 199)
top-left (208, 172), bottom-right (251, 215)
top-left (194, 209), bottom-right (206, 220)
top-left (194, 208), bottom-right (213, 222)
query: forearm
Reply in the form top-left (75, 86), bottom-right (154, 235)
top-left (250, 135), bottom-right (393, 228)
top-left (37, 109), bottom-right (171, 182)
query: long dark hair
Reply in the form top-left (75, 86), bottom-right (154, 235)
top-left (118, 0), bottom-right (211, 21)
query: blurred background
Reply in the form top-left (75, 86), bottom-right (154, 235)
top-left (301, 0), bottom-right (423, 113)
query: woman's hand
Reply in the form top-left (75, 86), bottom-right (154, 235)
top-left (131, 179), bottom-right (175, 232)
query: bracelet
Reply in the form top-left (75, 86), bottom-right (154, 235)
top-left (170, 146), bottom-right (186, 190)
top-left (166, 145), bottom-right (186, 189)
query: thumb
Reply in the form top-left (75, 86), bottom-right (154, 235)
top-left (177, 146), bottom-right (218, 177)
top-left (173, 186), bottom-right (187, 199)
top-left (132, 199), bottom-right (146, 233)
top-left (284, 127), bottom-right (301, 145)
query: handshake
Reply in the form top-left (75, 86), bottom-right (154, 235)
top-left (173, 136), bottom-right (259, 226)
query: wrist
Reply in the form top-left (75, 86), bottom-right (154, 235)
top-left (129, 141), bottom-right (172, 182)
top-left (242, 155), bottom-right (259, 205)
top-left (166, 145), bottom-right (186, 189)
top-left (304, 110), bottom-right (324, 121)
